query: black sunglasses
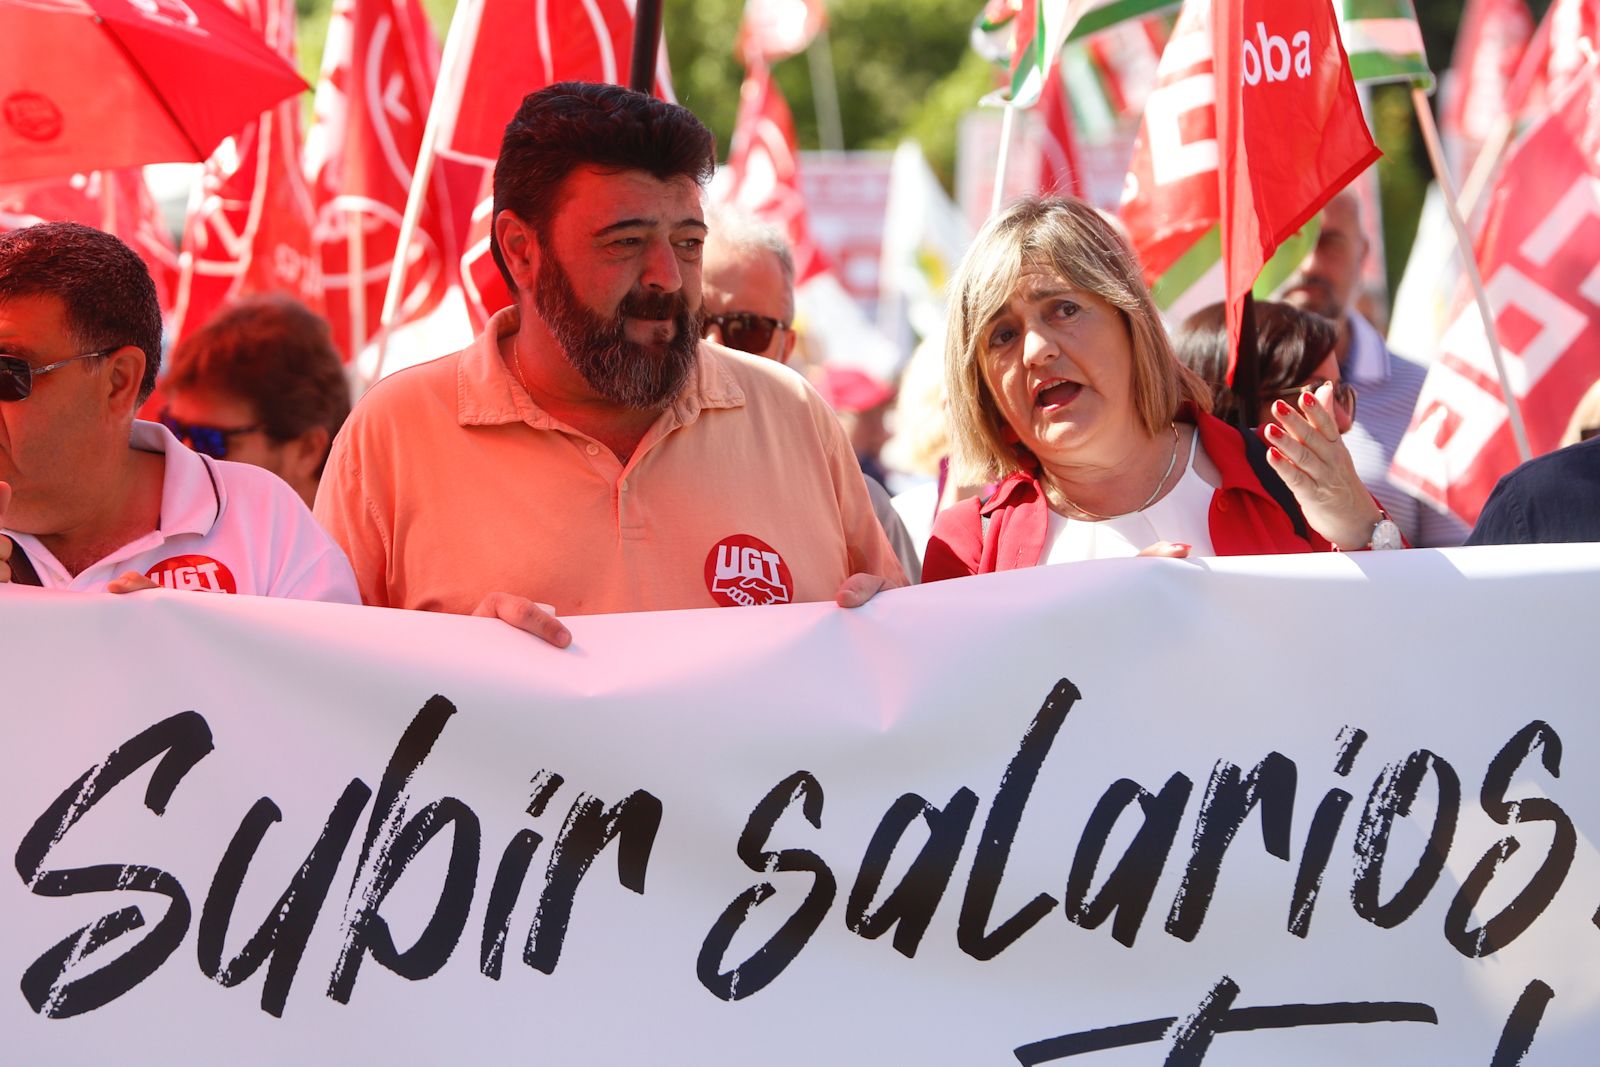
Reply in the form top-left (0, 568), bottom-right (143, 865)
top-left (703, 312), bottom-right (786, 355)
top-left (0, 347), bottom-right (119, 401)
top-left (160, 410), bottom-right (265, 460)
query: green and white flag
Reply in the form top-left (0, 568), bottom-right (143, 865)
top-left (1065, 0), bottom-right (1179, 42)
top-left (976, 0), bottom-right (1179, 108)
top-left (1149, 222), bottom-right (1319, 326)
top-left (1337, 0), bottom-right (1435, 91)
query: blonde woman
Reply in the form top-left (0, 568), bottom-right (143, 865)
top-left (924, 196), bottom-right (1398, 581)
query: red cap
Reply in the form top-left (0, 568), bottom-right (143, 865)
top-left (817, 367), bottom-right (895, 413)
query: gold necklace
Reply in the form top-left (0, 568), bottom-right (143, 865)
top-left (1050, 423), bottom-right (1181, 522)
top-left (510, 339), bottom-right (531, 396)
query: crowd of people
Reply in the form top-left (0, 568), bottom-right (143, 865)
top-left (0, 82), bottom-right (1591, 633)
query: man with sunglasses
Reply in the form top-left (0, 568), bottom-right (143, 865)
top-left (161, 295), bottom-right (351, 508)
top-left (701, 209), bottom-right (923, 580)
top-left (701, 207), bottom-right (797, 364)
top-left (315, 84), bottom-right (904, 647)
top-left (0, 222), bottom-right (358, 602)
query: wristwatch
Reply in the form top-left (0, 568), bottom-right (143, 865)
top-left (1367, 517), bottom-right (1403, 550)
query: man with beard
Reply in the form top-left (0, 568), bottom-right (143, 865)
top-left (1280, 189), bottom-right (1467, 547)
top-left (314, 83), bottom-right (905, 646)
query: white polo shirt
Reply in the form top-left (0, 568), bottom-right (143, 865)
top-left (7, 420), bottom-right (359, 603)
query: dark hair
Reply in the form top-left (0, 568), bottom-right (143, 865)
top-left (490, 81), bottom-right (716, 294)
top-left (167, 296), bottom-right (351, 476)
top-left (1174, 300), bottom-right (1337, 424)
top-left (0, 221), bottom-right (164, 402)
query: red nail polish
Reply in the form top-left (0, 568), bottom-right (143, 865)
top-left (1273, 399), bottom-right (1292, 417)
top-left (1173, 543), bottom-right (1191, 551)
top-left (1301, 391), bottom-right (1318, 408)
top-left (1269, 446), bottom-right (1284, 461)
top-left (1265, 423), bottom-right (1284, 439)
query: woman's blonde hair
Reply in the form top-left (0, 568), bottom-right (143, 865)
top-left (943, 195), bottom-right (1210, 483)
top-left (1560, 378), bottom-right (1600, 447)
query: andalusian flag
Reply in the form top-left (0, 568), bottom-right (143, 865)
top-left (1337, 0), bottom-right (1435, 90)
top-left (1065, 0), bottom-right (1179, 41)
top-left (975, 0), bottom-right (1178, 107)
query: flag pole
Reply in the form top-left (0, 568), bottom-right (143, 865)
top-left (368, 0), bottom-right (485, 389)
top-left (347, 208), bottom-right (367, 360)
top-left (807, 23), bottom-right (846, 153)
top-left (630, 0), bottom-right (663, 91)
top-left (1410, 85), bottom-right (1532, 463)
top-left (990, 103), bottom-right (1017, 217)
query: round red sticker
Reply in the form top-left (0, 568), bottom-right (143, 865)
top-left (4, 92), bottom-right (63, 142)
top-left (145, 555), bottom-right (238, 594)
top-left (704, 534), bottom-right (793, 607)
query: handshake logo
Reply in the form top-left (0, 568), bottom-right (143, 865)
top-left (1242, 21), bottom-right (1313, 86)
top-left (705, 534), bottom-right (794, 608)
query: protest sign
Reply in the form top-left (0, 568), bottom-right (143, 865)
top-left (2, 546), bottom-right (1596, 1063)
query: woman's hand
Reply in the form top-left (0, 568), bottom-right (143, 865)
top-left (1138, 541), bottom-right (1191, 558)
top-left (1265, 381), bottom-right (1384, 551)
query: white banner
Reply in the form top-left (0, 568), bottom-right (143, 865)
top-left (2, 546), bottom-right (1597, 1064)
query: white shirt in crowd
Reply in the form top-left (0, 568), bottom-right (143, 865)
top-left (5, 420), bottom-right (359, 602)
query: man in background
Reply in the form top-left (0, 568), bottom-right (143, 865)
top-left (702, 206), bottom-right (798, 365)
top-left (0, 222), bottom-right (357, 600)
top-left (1282, 188), bottom-right (1469, 547)
top-left (162, 295), bottom-right (350, 508)
top-left (701, 206), bottom-right (922, 580)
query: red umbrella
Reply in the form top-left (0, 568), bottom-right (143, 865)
top-left (0, 0), bottom-right (307, 184)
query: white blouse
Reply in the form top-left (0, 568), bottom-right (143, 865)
top-left (1040, 431), bottom-right (1216, 563)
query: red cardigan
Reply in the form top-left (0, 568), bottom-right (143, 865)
top-left (923, 410), bottom-right (1335, 581)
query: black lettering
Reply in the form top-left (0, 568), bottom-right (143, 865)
top-left (1490, 979), bottom-right (1555, 1066)
top-left (1351, 750), bottom-right (1460, 928)
top-left (524, 788), bottom-right (661, 974)
top-left (1063, 774), bottom-right (1192, 947)
top-left (846, 787), bottom-right (978, 957)
top-left (481, 770), bottom-right (563, 978)
top-left (958, 679), bottom-right (1079, 961)
top-left (698, 771), bottom-right (836, 1000)
top-left (1446, 722), bottom-right (1574, 957)
top-left (1164, 975), bottom-right (1240, 1065)
top-left (197, 781), bottom-right (371, 1016)
top-left (14, 711), bottom-right (213, 1018)
top-left (481, 830), bottom-right (541, 979)
top-left (327, 696), bottom-right (480, 1002)
top-left (1165, 753), bottom-right (1296, 942)
top-left (1287, 727), bottom-right (1366, 938)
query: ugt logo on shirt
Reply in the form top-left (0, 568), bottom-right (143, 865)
top-left (145, 555), bottom-right (238, 593)
top-left (705, 534), bottom-right (793, 607)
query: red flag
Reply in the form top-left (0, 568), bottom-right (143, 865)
top-left (304, 0), bottom-right (475, 360)
top-left (1036, 61), bottom-right (1085, 197)
top-left (445, 0), bottom-right (674, 329)
top-left (1392, 61), bottom-right (1600, 524)
top-left (1120, 0), bottom-right (1218, 286)
top-left (1505, 0), bottom-right (1600, 122)
top-left (459, 168), bottom-right (509, 332)
top-left (442, 0), bottom-right (673, 167)
top-left (1214, 0), bottom-right (1378, 380)
top-left (1440, 0), bottom-right (1532, 175)
top-left (173, 0), bottom-right (322, 342)
top-left (737, 0), bottom-right (827, 64)
top-left (0, 170), bottom-right (178, 315)
top-left (714, 64), bottom-right (829, 284)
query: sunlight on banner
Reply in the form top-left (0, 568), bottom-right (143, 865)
top-left (2, 546), bottom-right (1598, 1063)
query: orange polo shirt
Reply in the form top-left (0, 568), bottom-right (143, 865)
top-left (314, 308), bottom-right (905, 617)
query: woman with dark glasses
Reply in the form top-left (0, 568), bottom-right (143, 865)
top-left (161, 296), bottom-right (351, 508)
